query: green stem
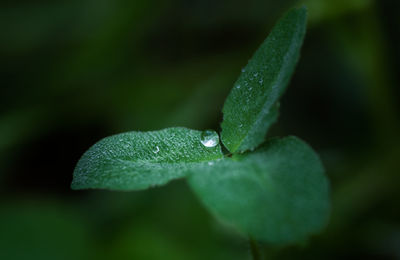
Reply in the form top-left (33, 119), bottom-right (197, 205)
top-left (249, 238), bottom-right (263, 260)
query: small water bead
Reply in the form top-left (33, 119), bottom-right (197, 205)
top-left (200, 130), bottom-right (219, 148)
top-left (152, 146), bottom-right (160, 154)
top-left (236, 85), bottom-right (241, 89)
top-left (241, 68), bottom-right (246, 72)
top-left (208, 162), bottom-right (214, 166)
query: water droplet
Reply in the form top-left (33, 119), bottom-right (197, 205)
top-left (241, 68), bottom-right (246, 72)
top-left (249, 87), bottom-right (252, 91)
top-left (200, 130), bottom-right (219, 148)
top-left (236, 85), bottom-right (241, 89)
top-left (239, 124), bottom-right (243, 128)
top-left (259, 79), bottom-right (263, 84)
top-left (254, 72), bottom-right (259, 77)
top-left (153, 146), bottom-right (160, 154)
top-left (208, 162), bottom-right (214, 166)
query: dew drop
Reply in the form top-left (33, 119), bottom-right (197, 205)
top-left (208, 162), bottom-right (214, 166)
top-left (200, 130), bottom-right (219, 148)
top-left (241, 68), bottom-right (246, 72)
top-left (153, 146), bottom-right (160, 154)
top-left (259, 79), bottom-right (263, 84)
top-left (236, 85), bottom-right (241, 89)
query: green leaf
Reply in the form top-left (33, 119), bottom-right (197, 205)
top-left (221, 7), bottom-right (307, 153)
top-left (188, 136), bottom-right (330, 244)
top-left (72, 127), bottom-right (223, 191)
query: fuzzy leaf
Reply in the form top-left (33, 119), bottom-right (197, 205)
top-left (188, 136), bottom-right (330, 244)
top-left (72, 127), bottom-right (223, 191)
top-left (221, 7), bottom-right (307, 153)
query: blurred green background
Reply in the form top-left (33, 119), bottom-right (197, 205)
top-left (1, 0), bottom-right (399, 259)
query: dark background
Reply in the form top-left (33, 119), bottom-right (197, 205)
top-left (1, 0), bottom-right (399, 259)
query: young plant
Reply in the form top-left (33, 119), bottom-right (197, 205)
top-left (72, 6), bottom-right (330, 246)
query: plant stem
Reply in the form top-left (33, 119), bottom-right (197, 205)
top-left (249, 238), bottom-right (263, 260)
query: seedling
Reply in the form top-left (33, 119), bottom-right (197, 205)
top-left (72, 6), bottom-right (330, 249)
